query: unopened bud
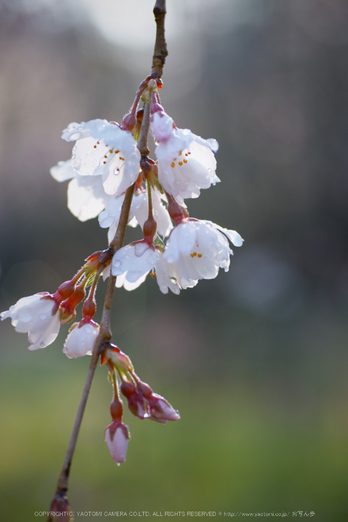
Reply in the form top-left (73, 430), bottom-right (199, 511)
top-left (120, 381), bottom-right (136, 398)
top-left (110, 397), bottom-right (124, 420)
top-left (105, 420), bottom-right (130, 466)
top-left (82, 298), bottom-right (96, 320)
top-left (121, 381), bottom-right (148, 419)
top-left (59, 285), bottom-right (86, 324)
top-left (167, 199), bottom-right (188, 225)
top-left (121, 112), bottom-right (136, 131)
top-left (56, 280), bottom-right (75, 301)
top-left (137, 381), bottom-right (153, 398)
top-left (143, 216), bottom-right (157, 243)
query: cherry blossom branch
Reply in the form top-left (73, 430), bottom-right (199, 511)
top-left (47, 3), bottom-right (168, 519)
top-left (151, 0), bottom-right (168, 79)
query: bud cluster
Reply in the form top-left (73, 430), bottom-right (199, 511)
top-left (102, 344), bottom-right (180, 465)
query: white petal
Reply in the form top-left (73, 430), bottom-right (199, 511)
top-left (154, 253), bottom-right (180, 295)
top-left (177, 223), bottom-right (196, 256)
top-left (151, 111), bottom-right (174, 142)
top-left (28, 312), bottom-right (61, 350)
top-left (72, 137), bottom-right (104, 176)
top-left (63, 321), bottom-right (99, 359)
top-left (204, 221), bottom-right (244, 247)
top-left (68, 175), bottom-right (111, 221)
top-left (115, 271), bottom-right (148, 291)
top-left (112, 242), bottom-right (156, 286)
top-left (105, 422), bottom-right (129, 466)
top-left (98, 195), bottom-right (125, 229)
top-left (50, 160), bottom-right (75, 182)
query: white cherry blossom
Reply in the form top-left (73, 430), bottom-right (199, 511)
top-left (51, 159), bottom-right (112, 221)
top-left (163, 219), bottom-right (243, 283)
top-left (99, 188), bottom-right (172, 243)
top-left (111, 241), bottom-right (181, 294)
top-left (1, 293), bottom-right (60, 350)
top-left (63, 320), bottom-right (100, 359)
top-left (54, 119), bottom-right (141, 198)
top-left (105, 420), bottom-right (130, 466)
top-left (151, 110), bottom-right (220, 201)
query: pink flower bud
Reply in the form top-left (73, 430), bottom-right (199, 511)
top-left (105, 420), bottom-right (130, 466)
top-left (147, 393), bottom-right (180, 424)
top-left (121, 381), bottom-right (148, 419)
top-left (121, 113), bottom-right (136, 131)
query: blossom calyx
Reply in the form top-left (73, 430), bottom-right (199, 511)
top-left (102, 346), bottom-right (134, 376)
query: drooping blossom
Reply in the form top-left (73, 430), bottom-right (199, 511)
top-left (63, 320), bottom-right (100, 359)
top-left (111, 240), bottom-right (181, 294)
top-left (105, 420), bottom-right (130, 466)
top-left (52, 119), bottom-right (141, 198)
top-left (1, 293), bottom-right (60, 350)
top-left (151, 110), bottom-right (220, 202)
top-left (51, 159), bottom-right (112, 222)
top-left (163, 219), bottom-right (243, 283)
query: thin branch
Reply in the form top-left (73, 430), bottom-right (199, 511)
top-left (152, 0), bottom-right (168, 79)
top-left (48, 1), bottom-right (168, 518)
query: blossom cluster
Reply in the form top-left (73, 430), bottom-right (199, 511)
top-left (50, 80), bottom-right (243, 294)
top-left (1, 76), bottom-right (242, 465)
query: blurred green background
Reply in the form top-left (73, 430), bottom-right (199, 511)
top-left (1, 1), bottom-right (348, 521)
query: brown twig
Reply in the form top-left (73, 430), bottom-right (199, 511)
top-left (152, 0), bottom-right (168, 79)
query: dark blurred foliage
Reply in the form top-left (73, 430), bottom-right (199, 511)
top-left (1, 1), bottom-right (348, 521)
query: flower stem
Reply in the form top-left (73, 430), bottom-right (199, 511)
top-left (147, 179), bottom-right (153, 219)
